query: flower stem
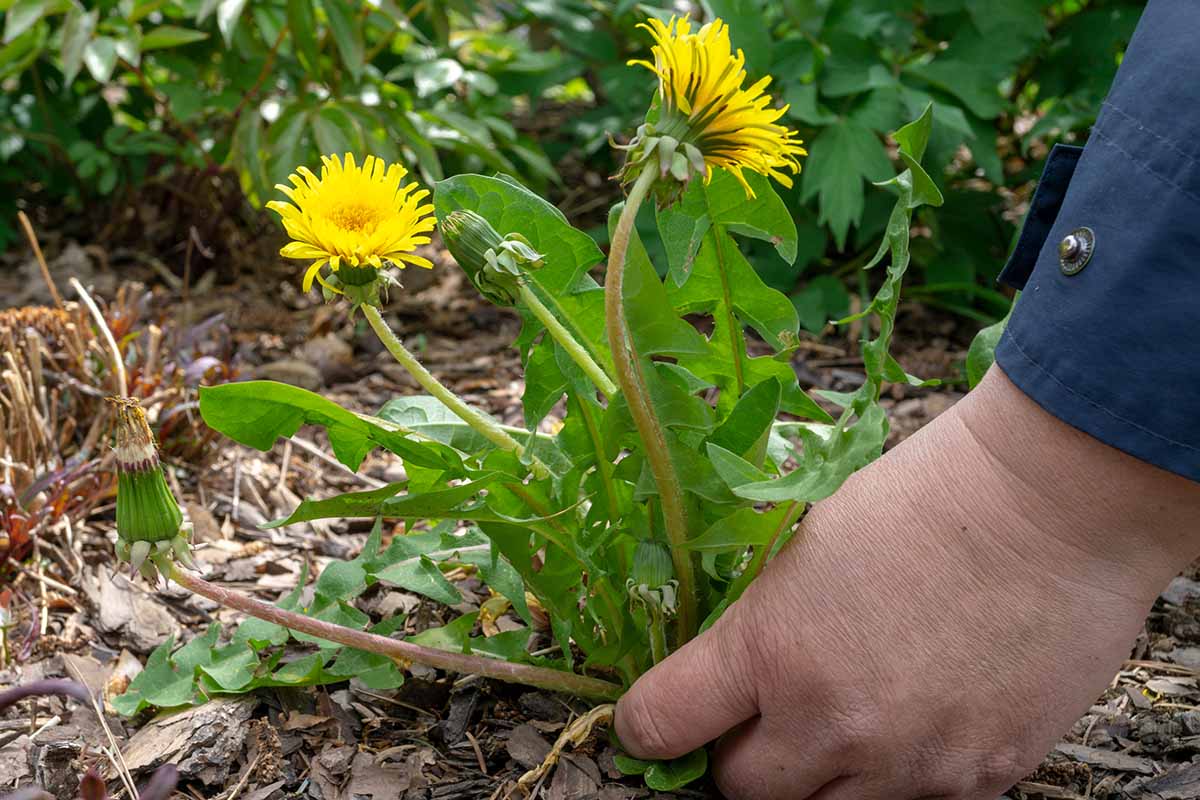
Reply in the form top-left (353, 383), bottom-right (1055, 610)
top-left (733, 501), bottom-right (806, 600)
top-left (518, 284), bottom-right (618, 399)
top-left (712, 230), bottom-right (746, 395)
top-left (604, 164), bottom-right (698, 642)
top-left (648, 613), bottom-right (668, 665)
top-left (170, 565), bottom-right (624, 701)
top-left (361, 303), bottom-right (525, 456)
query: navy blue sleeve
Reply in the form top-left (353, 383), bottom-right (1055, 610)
top-left (994, 0), bottom-right (1200, 482)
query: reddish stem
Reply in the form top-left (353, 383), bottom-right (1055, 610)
top-left (170, 567), bottom-right (624, 702)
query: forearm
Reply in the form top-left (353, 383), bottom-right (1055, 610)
top-left (786, 365), bottom-right (1198, 629)
top-left (818, 366), bottom-right (1199, 596)
top-left (962, 366), bottom-right (1200, 580)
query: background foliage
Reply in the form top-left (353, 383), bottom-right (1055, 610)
top-left (0, 0), bottom-right (1143, 327)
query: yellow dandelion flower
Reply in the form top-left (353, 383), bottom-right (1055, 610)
top-left (267, 153), bottom-right (437, 293)
top-left (628, 16), bottom-right (806, 198)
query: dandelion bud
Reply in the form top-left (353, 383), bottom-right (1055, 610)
top-left (627, 541), bottom-right (678, 618)
top-left (109, 397), bottom-right (191, 581)
top-left (441, 210), bottom-right (544, 307)
top-left (631, 540), bottom-right (673, 589)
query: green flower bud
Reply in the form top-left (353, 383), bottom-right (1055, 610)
top-left (441, 210), bottom-right (544, 306)
top-left (109, 397), bottom-right (192, 582)
top-left (631, 540), bottom-right (673, 589)
top-left (627, 541), bottom-right (678, 618)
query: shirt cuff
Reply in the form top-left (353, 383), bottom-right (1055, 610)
top-left (994, 104), bottom-right (1200, 483)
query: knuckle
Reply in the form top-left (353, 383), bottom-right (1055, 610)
top-left (966, 745), bottom-right (1026, 793)
top-left (907, 740), bottom-right (1026, 797)
top-left (713, 757), bottom-right (767, 800)
top-left (822, 692), bottom-right (890, 763)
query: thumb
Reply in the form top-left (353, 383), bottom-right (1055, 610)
top-left (614, 615), bottom-right (760, 760)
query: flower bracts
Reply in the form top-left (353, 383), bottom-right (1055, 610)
top-left (110, 397), bottom-right (192, 580)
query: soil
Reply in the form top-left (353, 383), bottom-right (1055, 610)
top-left (1, 224), bottom-right (1198, 800)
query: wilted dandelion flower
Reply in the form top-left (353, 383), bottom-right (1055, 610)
top-left (623, 16), bottom-right (806, 199)
top-left (268, 154), bottom-right (436, 295)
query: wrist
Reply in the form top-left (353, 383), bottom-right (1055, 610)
top-left (957, 366), bottom-right (1199, 586)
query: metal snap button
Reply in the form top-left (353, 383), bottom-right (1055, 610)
top-left (1059, 227), bottom-right (1095, 276)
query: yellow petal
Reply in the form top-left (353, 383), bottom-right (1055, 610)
top-left (302, 260), bottom-right (327, 292)
top-left (280, 241), bottom-right (327, 260)
top-left (395, 253), bottom-right (434, 269)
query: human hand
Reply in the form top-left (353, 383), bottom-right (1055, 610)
top-left (615, 368), bottom-right (1200, 799)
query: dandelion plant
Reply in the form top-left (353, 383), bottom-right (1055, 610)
top-left (111, 14), bottom-right (943, 790)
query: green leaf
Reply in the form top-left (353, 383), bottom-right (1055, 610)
top-left (286, 0), bottom-right (320, 74)
top-left (433, 174), bottom-right (611, 373)
top-left (216, 0), bottom-right (248, 47)
top-left (702, 0), bottom-right (770, 72)
top-left (57, 6), bottom-right (93, 84)
top-left (311, 103), bottom-right (363, 158)
top-left (199, 644), bottom-right (259, 691)
top-left (82, 36), bottom-right (118, 82)
top-left (449, 538), bottom-right (534, 625)
top-left (784, 82), bottom-right (837, 126)
top-left (140, 25), bottom-right (208, 50)
top-left (905, 3), bottom-right (1043, 120)
top-left (966, 301), bottom-right (1012, 389)
top-left (793, 275), bottom-right (851, 334)
top-left (521, 336), bottom-right (567, 427)
top-left (735, 405), bottom-right (888, 503)
top-left (618, 208), bottom-right (710, 359)
top-left (820, 31), bottom-right (896, 98)
top-left (407, 612), bottom-right (477, 652)
top-left (668, 309), bottom-right (832, 424)
top-left (269, 652), bottom-right (330, 683)
top-left (613, 754), bottom-right (651, 776)
top-left (376, 395), bottom-right (573, 476)
top-left (642, 361), bottom-right (714, 433)
top-left (233, 615), bottom-right (289, 650)
top-left (658, 171), bottom-right (798, 283)
top-left (232, 107), bottom-right (268, 203)
top-left (195, 0), bottom-right (220, 22)
top-left (469, 628), bottom-right (535, 662)
top-left (325, 642), bottom-right (405, 690)
top-left (323, 0), bottom-right (363, 81)
top-left (636, 430), bottom-right (735, 505)
top-left (376, 395), bottom-right (496, 453)
top-left (375, 555), bottom-right (462, 605)
top-left (893, 103), bottom-right (933, 163)
top-left (800, 121), bottom-right (893, 250)
top-left (267, 102), bottom-right (309, 183)
top-left (708, 378), bottom-right (781, 464)
top-left (414, 57), bottom-right (464, 97)
top-left (200, 380), bottom-right (461, 472)
top-left (667, 227), bottom-right (799, 351)
top-left (233, 572), bottom-right (308, 649)
top-left (685, 504), bottom-right (794, 551)
top-left (645, 749), bottom-right (708, 791)
top-left (113, 628), bottom-right (221, 714)
top-left (291, 600), bottom-right (369, 649)
top-left (3, 0), bottom-right (48, 44)
top-left (0, 23), bottom-right (47, 81)
top-left (706, 442), bottom-right (771, 490)
top-left (269, 477), bottom-right (496, 526)
top-left (313, 559), bottom-right (368, 603)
